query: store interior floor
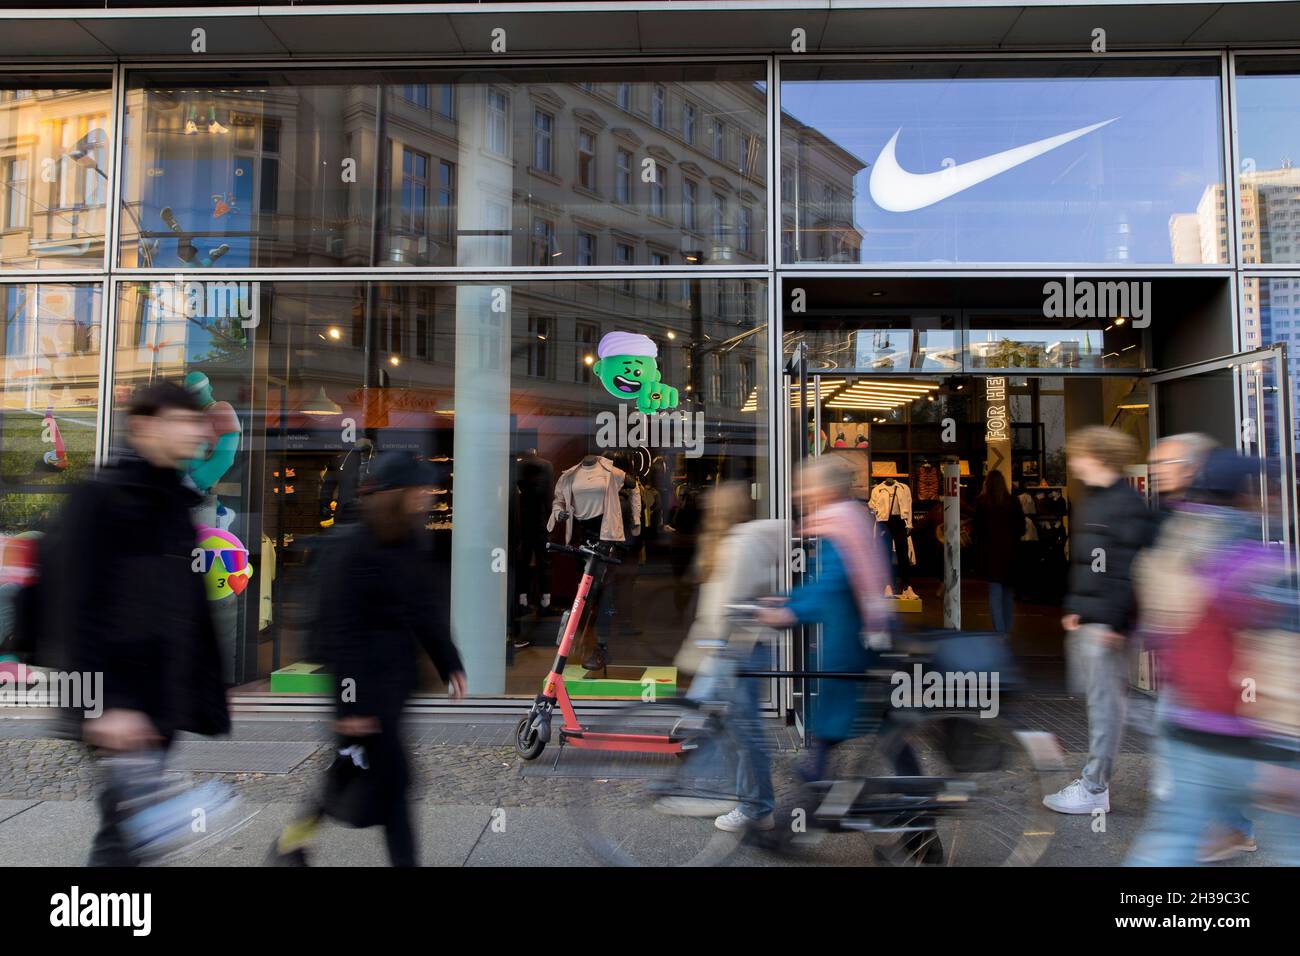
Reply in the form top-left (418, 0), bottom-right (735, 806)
top-left (505, 570), bottom-right (1070, 697)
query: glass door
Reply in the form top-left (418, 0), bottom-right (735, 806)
top-left (1146, 344), bottom-right (1297, 566)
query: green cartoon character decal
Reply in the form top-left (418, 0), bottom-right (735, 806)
top-left (592, 331), bottom-right (680, 414)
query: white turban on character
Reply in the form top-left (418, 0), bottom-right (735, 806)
top-left (597, 331), bottom-right (657, 359)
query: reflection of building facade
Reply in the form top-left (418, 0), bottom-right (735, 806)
top-left (119, 73), bottom-right (770, 272)
top-left (780, 113), bottom-right (864, 263)
top-left (1185, 164), bottom-right (1300, 442)
top-left (0, 88), bottom-right (110, 270)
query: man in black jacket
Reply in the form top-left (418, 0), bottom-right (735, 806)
top-left (269, 452), bottom-right (466, 867)
top-left (1044, 426), bottom-right (1154, 815)
top-left (58, 382), bottom-right (230, 864)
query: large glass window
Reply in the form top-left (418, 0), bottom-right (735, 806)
top-left (780, 59), bottom-right (1224, 265)
top-left (0, 282), bottom-right (101, 533)
top-left (1235, 57), bottom-right (1300, 266)
top-left (110, 277), bottom-right (769, 696)
top-left (120, 64), bottom-right (767, 269)
top-left (118, 70), bottom-right (375, 270)
top-left (0, 76), bottom-right (114, 271)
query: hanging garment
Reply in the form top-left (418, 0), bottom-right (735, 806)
top-left (916, 463), bottom-right (941, 502)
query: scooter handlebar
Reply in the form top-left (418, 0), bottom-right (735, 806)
top-left (546, 542), bottom-right (622, 564)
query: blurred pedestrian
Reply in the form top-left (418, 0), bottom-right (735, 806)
top-left (1127, 450), bottom-right (1299, 866)
top-left (670, 482), bottom-right (783, 832)
top-left (269, 452), bottom-right (467, 867)
top-left (758, 461), bottom-right (896, 750)
top-left (57, 382), bottom-right (230, 865)
top-left (1044, 426), bottom-right (1154, 814)
top-left (1149, 433), bottom-right (1217, 518)
top-left (973, 469), bottom-right (1024, 635)
top-left (1146, 433), bottom-right (1258, 860)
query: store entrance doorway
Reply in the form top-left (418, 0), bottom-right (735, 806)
top-left (781, 345), bottom-right (1298, 734)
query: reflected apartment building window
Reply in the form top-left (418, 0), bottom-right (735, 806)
top-left (533, 109), bottom-right (554, 173)
top-left (682, 101), bottom-right (697, 144)
top-left (615, 148), bottom-right (632, 204)
top-left (436, 84), bottom-right (455, 118)
top-left (259, 119), bottom-right (280, 215)
top-left (3, 157), bottom-right (28, 229)
top-left (401, 84), bottom-right (430, 108)
top-left (486, 88), bottom-right (510, 156)
top-left (652, 84), bottom-right (666, 129)
top-left (683, 179), bottom-right (698, 232)
top-left (400, 147), bottom-right (430, 235)
top-left (575, 319), bottom-right (598, 383)
top-left (651, 251), bottom-right (669, 300)
top-left (532, 217), bottom-right (555, 265)
top-left (649, 167), bottom-right (665, 218)
top-left (577, 130), bottom-right (596, 191)
top-left (526, 313), bottom-right (554, 377)
top-left (435, 159), bottom-right (455, 241)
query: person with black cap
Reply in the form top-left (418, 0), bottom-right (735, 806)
top-left (1127, 449), bottom-right (1299, 866)
top-left (269, 451), bottom-right (467, 867)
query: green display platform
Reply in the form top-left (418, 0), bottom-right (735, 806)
top-left (270, 661), bottom-right (334, 695)
top-left (552, 665), bottom-right (677, 700)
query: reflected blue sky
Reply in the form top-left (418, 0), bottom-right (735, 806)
top-left (782, 71), bottom-right (1223, 263)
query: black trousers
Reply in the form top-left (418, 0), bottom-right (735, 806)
top-left (89, 784), bottom-right (137, 867)
top-left (884, 515), bottom-right (912, 587)
top-left (351, 723), bottom-right (417, 867)
top-left (516, 527), bottom-right (551, 602)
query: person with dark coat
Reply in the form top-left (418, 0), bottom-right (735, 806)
top-left (270, 451), bottom-right (467, 867)
top-left (1044, 426), bottom-right (1155, 816)
top-left (973, 470), bottom-right (1025, 635)
top-left (57, 382), bottom-right (230, 866)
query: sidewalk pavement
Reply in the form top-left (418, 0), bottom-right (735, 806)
top-left (0, 713), bottom-right (1284, 867)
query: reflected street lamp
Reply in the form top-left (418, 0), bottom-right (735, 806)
top-left (66, 128), bottom-right (156, 268)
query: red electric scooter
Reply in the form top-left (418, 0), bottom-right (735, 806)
top-left (515, 540), bottom-right (684, 760)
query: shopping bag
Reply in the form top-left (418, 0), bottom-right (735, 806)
top-left (104, 750), bottom-right (253, 863)
top-left (321, 737), bottom-right (386, 828)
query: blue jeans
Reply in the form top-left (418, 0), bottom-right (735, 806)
top-left (988, 582), bottom-right (1014, 634)
top-left (1126, 732), bottom-right (1299, 866)
top-left (729, 643), bottom-right (775, 819)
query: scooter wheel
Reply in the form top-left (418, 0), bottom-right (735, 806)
top-left (515, 717), bottom-right (546, 760)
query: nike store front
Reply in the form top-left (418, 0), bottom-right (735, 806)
top-left (0, 2), bottom-right (1295, 716)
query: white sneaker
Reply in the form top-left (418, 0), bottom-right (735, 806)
top-left (714, 807), bottom-right (775, 832)
top-left (1042, 778), bottom-right (1110, 814)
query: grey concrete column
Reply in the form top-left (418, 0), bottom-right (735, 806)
top-left (449, 84), bottom-right (513, 694)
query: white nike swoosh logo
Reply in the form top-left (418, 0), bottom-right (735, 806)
top-left (869, 118), bottom-right (1118, 212)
